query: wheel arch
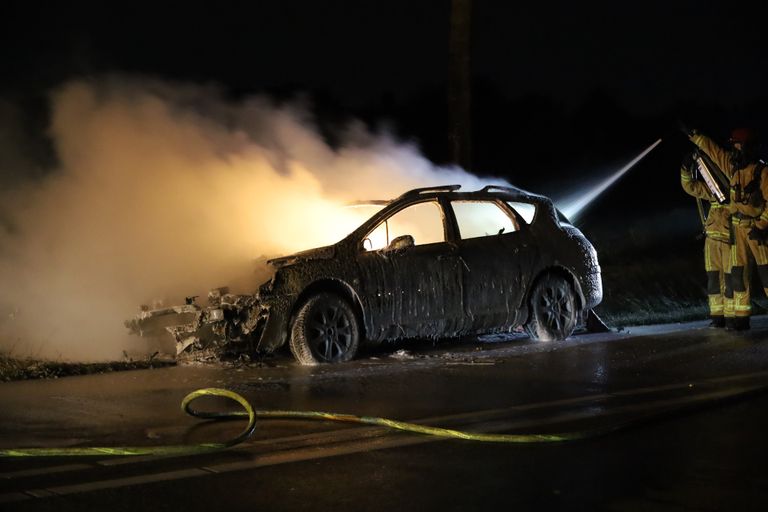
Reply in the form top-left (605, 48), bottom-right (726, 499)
top-left (289, 279), bottom-right (367, 338)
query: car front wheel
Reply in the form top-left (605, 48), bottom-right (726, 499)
top-left (525, 273), bottom-right (578, 341)
top-left (289, 293), bottom-right (360, 365)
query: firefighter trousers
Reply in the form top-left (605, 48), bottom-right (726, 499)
top-left (730, 222), bottom-right (768, 317)
top-left (704, 237), bottom-right (733, 319)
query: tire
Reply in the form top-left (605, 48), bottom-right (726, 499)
top-left (525, 273), bottom-right (578, 341)
top-left (289, 293), bottom-right (360, 365)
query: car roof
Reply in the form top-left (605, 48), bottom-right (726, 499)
top-left (344, 184), bottom-right (562, 242)
top-left (355, 184), bottom-right (552, 206)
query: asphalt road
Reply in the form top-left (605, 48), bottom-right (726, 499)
top-left (1, 318), bottom-right (768, 511)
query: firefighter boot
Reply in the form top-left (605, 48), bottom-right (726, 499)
top-left (733, 317), bottom-right (751, 331)
top-left (709, 316), bottom-right (725, 328)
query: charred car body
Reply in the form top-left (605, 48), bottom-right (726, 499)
top-left (126, 185), bottom-right (603, 364)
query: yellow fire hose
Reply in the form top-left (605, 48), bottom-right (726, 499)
top-left (0, 388), bottom-right (255, 457)
top-left (0, 384), bottom-right (763, 457)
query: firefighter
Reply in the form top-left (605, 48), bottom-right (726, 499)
top-left (680, 149), bottom-right (734, 328)
top-left (689, 128), bottom-right (768, 330)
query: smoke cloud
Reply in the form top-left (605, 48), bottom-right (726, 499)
top-left (0, 78), bottom-right (502, 361)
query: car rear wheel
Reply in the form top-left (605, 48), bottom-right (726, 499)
top-left (525, 273), bottom-right (578, 341)
top-left (290, 293), bottom-right (360, 365)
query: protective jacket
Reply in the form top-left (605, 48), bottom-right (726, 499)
top-left (684, 133), bottom-right (739, 242)
top-left (730, 165), bottom-right (768, 229)
top-left (680, 167), bottom-right (731, 242)
top-left (690, 133), bottom-right (768, 229)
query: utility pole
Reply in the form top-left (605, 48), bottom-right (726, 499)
top-left (449, 0), bottom-right (472, 170)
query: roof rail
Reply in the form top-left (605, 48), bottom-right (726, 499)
top-left (345, 199), bottom-right (391, 207)
top-left (479, 185), bottom-right (523, 194)
top-left (398, 184), bottom-right (461, 199)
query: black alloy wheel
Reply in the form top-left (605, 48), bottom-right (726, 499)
top-left (290, 293), bottom-right (360, 365)
top-left (525, 273), bottom-right (578, 341)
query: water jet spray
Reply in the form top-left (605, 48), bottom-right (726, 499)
top-left (557, 138), bottom-right (663, 221)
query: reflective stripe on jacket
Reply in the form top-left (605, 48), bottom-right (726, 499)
top-left (681, 168), bottom-right (731, 242)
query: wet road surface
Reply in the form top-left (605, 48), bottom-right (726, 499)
top-left (1, 317), bottom-right (768, 510)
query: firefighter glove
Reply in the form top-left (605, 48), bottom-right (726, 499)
top-left (681, 152), bottom-right (696, 173)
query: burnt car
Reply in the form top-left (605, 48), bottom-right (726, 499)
top-left (127, 184), bottom-right (602, 364)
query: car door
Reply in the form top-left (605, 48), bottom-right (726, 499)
top-left (450, 199), bottom-right (539, 331)
top-left (355, 200), bottom-right (464, 341)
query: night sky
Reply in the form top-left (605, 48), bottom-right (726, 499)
top-left (3, 0), bottom-right (768, 219)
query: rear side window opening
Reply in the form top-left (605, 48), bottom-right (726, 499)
top-left (451, 200), bottom-right (518, 240)
top-left (506, 201), bottom-right (537, 224)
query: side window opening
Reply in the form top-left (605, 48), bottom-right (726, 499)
top-left (506, 201), bottom-right (537, 224)
top-left (362, 201), bottom-right (445, 251)
top-left (452, 200), bottom-right (518, 240)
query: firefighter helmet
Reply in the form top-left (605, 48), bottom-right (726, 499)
top-left (729, 128), bottom-right (757, 170)
top-left (729, 128), bottom-right (755, 145)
